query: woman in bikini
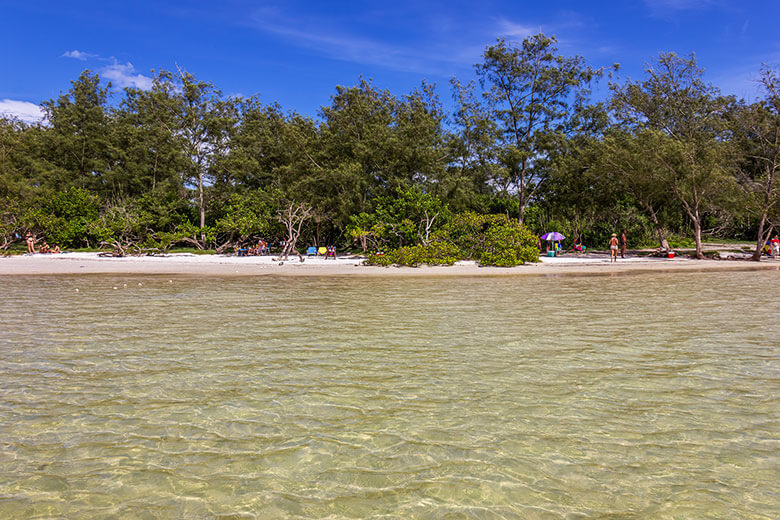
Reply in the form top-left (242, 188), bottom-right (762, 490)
top-left (609, 233), bottom-right (619, 263)
top-left (26, 233), bottom-right (36, 254)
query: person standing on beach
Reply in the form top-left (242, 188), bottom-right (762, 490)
top-left (609, 233), bottom-right (619, 263)
top-left (26, 233), bottom-right (36, 254)
top-left (771, 235), bottom-right (780, 259)
top-left (620, 230), bottom-right (627, 258)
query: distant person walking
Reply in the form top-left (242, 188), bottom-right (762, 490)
top-left (620, 230), bottom-right (627, 259)
top-left (771, 235), bottom-right (780, 259)
top-left (609, 233), bottom-right (619, 263)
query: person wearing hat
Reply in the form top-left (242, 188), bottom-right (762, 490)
top-left (609, 233), bottom-right (619, 263)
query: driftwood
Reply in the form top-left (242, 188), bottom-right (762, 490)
top-left (275, 201), bottom-right (313, 261)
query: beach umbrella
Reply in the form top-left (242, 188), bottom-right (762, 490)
top-left (540, 231), bottom-right (565, 241)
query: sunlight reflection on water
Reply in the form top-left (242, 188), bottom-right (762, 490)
top-left (1, 271), bottom-right (779, 518)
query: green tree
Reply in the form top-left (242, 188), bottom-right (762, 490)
top-left (596, 128), bottom-right (674, 250)
top-left (445, 78), bottom-right (499, 210)
top-left (475, 34), bottom-right (604, 224)
top-left (171, 68), bottom-right (238, 243)
top-left (730, 66), bottom-right (780, 260)
top-left (40, 71), bottom-right (117, 194)
top-left (318, 79), bottom-right (447, 228)
top-left (0, 117), bottom-right (31, 201)
top-left (349, 185), bottom-right (450, 249)
top-left (114, 71), bottom-right (186, 198)
top-left (611, 53), bottom-right (734, 258)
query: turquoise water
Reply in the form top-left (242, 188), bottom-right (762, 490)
top-left (1, 271), bottom-right (779, 518)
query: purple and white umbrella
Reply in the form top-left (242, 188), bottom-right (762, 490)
top-left (540, 231), bottom-right (565, 241)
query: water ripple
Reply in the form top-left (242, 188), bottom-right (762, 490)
top-left (0, 271), bottom-right (778, 518)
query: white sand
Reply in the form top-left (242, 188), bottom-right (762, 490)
top-left (1, 251), bottom-right (778, 277)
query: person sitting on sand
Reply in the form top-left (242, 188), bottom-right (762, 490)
top-left (51, 244), bottom-right (61, 254)
top-left (325, 245), bottom-right (336, 259)
top-left (609, 233), bottom-right (619, 263)
top-left (40, 242), bottom-right (51, 254)
top-left (26, 233), bottom-right (36, 254)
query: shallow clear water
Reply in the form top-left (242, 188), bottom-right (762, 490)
top-left (1, 271), bottom-right (779, 518)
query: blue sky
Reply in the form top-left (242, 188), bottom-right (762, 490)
top-left (1, 0), bottom-right (778, 123)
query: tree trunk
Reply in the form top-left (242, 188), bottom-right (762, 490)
top-left (198, 170), bottom-right (206, 244)
top-left (647, 206), bottom-right (670, 251)
top-left (679, 191), bottom-right (704, 259)
top-left (656, 227), bottom-right (670, 252)
top-left (752, 213), bottom-right (772, 261)
top-left (693, 215), bottom-right (704, 259)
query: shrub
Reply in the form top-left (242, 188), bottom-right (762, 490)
top-left (366, 240), bottom-right (461, 267)
top-left (365, 212), bottom-right (539, 267)
top-left (26, 187), bottom-right (103, 247)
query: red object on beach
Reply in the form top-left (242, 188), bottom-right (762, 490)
top-left (668, 252), bottom-right (675, 259)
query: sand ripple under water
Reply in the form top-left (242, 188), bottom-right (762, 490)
top-left (1, 272), bottom-right (778, 518)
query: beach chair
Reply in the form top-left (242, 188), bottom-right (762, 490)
top-left (307, 246), bottom-right (317, 256)
top-left (317, 246), bottom-right (327, 256)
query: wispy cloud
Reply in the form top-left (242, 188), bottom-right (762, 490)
top-left (241, 6), bottom-right (588, 77)
top-left (62, 49), bottom-right (98, 61)
top-left (645, 0), bottom-right (721, 16)
top-left (709, 50), bottom-right (780, 101)
top-left (243, 7), bottom-right (485, 75)
top-left (60, 50), bottom-right (153, 90)
top-left (0, 99), bottom-right (44, 124)
top-left (496, 19), bottom-right (538, 40)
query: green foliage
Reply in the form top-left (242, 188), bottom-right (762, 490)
top-left (665, 235), bottom-right (696, 249)
top-left (366, 212), bottom-right (539, 267)
top-left (446, 212), bottom-right (539, 266)
top-left (0, 56), bottom-right (773, 254)
top-left (26, 187), bottom-right (103, 247)
top-left (348, 185), bottom-right (450, 248)
top-left (211, 189), bottom-right (279, 241)
top-left (366, 241), bottom-right (461, 267)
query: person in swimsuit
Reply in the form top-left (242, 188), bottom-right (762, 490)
top-left (26, 233), bottom-right (36, 254)
top-left (609, 233), bottom-right (619, 263)
top-left (620, 230), bottom-right (627, 258)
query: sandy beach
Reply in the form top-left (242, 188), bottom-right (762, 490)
top-left (1, 251), bottom-right (779, 277)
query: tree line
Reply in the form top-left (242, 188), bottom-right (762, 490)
top-left (1, 33), bottom-right (778, 261)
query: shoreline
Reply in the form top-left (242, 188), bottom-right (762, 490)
top-left (1, 252), bottom-right (779, 277)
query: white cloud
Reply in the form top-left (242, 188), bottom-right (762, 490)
top-left (645, 0), bottom-right (721, 14)
top-left (244, 8), bottom-right (480, 75)
top-left (101, 59), bottom-right (153, 90)
top-left (496, 19), bottom-right (538, 39)
top-left (709, 51), bottom-right (780, 101)
top-left (61, 49), bottom-right (153, 90)
top-left (0, 99), bottom-right (44, 124)
top-left (62, 50), bottom-right (97, 61)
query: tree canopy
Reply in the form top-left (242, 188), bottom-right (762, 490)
top-left (2, 35), bottom-right (777, 262)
